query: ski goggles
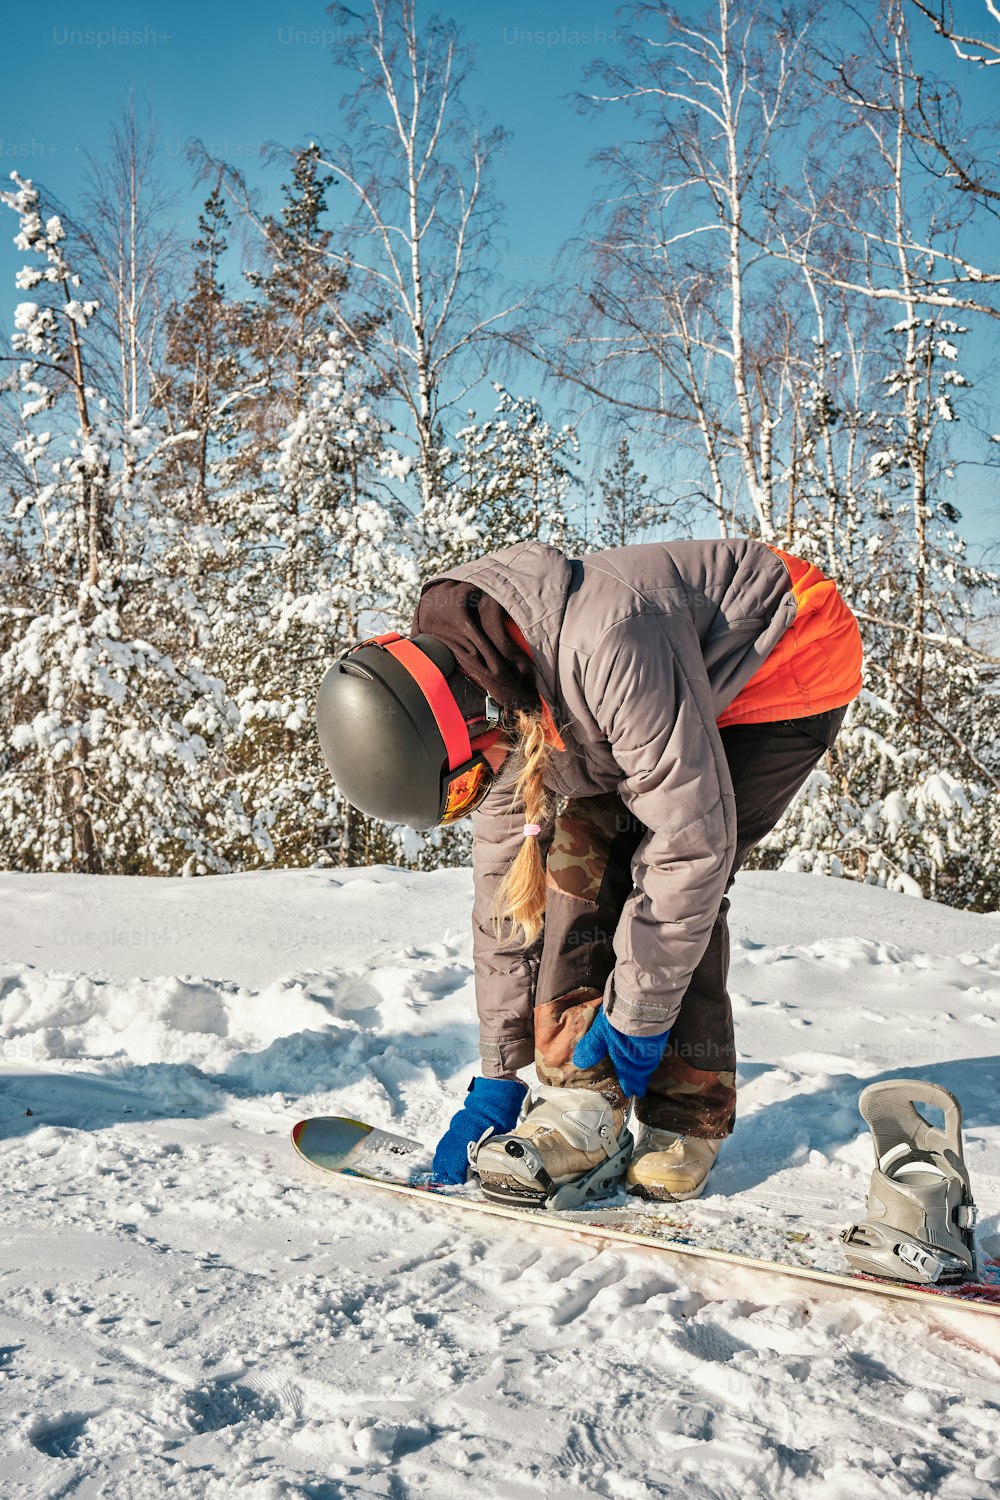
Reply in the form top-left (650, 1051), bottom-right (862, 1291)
top-left (437, 720), bottom-right (506, 825)
top-left (439, 752), bottom-right (494, 825)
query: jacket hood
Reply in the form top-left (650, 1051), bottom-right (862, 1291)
top-left (410, 575), bottom-right (540, 716)
top-left (417, 541), bottom-right (577, 731)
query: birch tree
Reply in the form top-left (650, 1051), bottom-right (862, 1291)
top-left (906, 0), bottom-right (1000, 66)
top-left (801, 16), bottom-right (998, 660)
top-left (528, 0), bottom-right (822, 540)
top-left (550, 0), bottom-right (1000, 906)
top-left (767, 2), bottom-right (1000, 323)
top-left (73, 97), bottom-right (179, 441)
top-left (753, 1), bottom-right (1000, 906)
top-left (316, 0), bottom-right (519, 515)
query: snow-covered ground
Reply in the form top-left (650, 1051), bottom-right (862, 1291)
top-left (1, 866), bottom-right (999, 1498)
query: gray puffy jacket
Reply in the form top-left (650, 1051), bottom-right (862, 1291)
top-left (417, 538), bottom-right (801, 1077)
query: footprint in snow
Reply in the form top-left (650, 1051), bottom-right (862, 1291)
top-left (28, 1372), bottom-right (304, 1461)
top-left (28, 1410), bottom-right (101, 1460)
top-left (185, 1376), bottom-right (297, 1433)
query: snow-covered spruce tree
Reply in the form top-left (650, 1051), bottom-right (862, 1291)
top-left (199, 147), bottom-right (418, 869)
top-left (148, 180), bottom-right (268, 683)
top-left (0, 173), bottom-right (248, 874)
top-left (421, 385), bottom-right (582, 575)
top-left (238, 145), bottom-right (358, 434)
top-left (216, 329), bottom-right (419, 869)
top-left (152, 180), bottom-right (253, 534)
top-left (592, 434), bottom-right (678, 549)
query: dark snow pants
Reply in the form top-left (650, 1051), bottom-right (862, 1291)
top-left (532, 707), bottom-right (848, 1137)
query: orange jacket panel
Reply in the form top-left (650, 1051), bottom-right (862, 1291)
top-left (717, 547), bottom-right (862, 727)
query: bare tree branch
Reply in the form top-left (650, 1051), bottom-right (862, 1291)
top-left (907, 0), bottom-right (1000, 65)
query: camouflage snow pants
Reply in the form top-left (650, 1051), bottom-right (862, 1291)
top-left (533, 708), bottom-right (847, 1137)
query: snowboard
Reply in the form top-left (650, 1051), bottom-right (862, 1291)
top-left (290, 1115), bottom-right (1000, 1333)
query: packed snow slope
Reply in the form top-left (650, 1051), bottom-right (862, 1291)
top-left (1, 865), bottom-right (999, 1499)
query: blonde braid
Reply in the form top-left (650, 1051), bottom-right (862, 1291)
top-left (490, 708), bottom-right (553, 948)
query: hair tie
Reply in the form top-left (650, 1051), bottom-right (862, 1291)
top-left (522, 823), bottom-right (541, 838)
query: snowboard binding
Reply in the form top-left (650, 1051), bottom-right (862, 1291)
top-left (842, 1079), bottom-right (978, 1286)
top-left (467, 1085), bottom-right (634, 1211)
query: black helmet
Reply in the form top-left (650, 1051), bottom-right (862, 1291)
top-left (315, 631), bottom-right (504, 830)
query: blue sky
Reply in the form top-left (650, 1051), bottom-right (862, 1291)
top-left (1, 0), bottom-right (997, 556)
top-left (0, 1), bottom-right (608, 311)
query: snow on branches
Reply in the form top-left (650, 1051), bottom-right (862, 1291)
top-left (0, 175), bottom-right (252, 874)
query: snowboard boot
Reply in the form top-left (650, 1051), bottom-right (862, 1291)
top-left (468, 1085), bottom-right (634, 1210)
top-left (842, 1079), bottom-right (978, 1285)
top-left (626, 1128), bottom-right (723, 1201)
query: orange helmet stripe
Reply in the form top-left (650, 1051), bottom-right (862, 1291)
top-left (354, 631), bottom-right (473, 772)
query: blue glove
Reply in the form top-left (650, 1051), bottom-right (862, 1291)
top-left (572, 1007), bottom-right (670, 1098)
top-left (432, 1076), bottom-right (528, 1185)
